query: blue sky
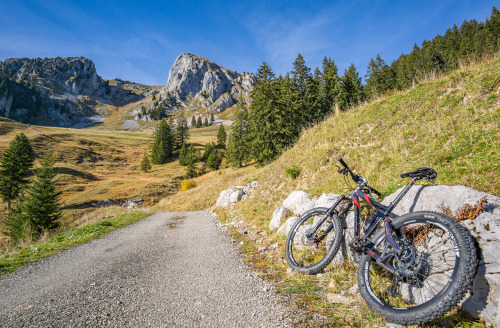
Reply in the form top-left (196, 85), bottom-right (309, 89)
top-left (0, 0), bottom-right (497, 85)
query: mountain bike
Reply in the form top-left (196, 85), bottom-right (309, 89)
top-left (284, 157), bottom-right (477, 325)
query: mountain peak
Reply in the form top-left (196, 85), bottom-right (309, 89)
top-left (162, 53), bottom-right (253, 113)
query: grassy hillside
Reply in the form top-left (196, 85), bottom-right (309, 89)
top-left (159, 56), bottom-right (499, 215)
top-left (154, 56), bottom-right (499, 327)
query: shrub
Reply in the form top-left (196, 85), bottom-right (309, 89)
top-left (180, 179), bottom-right (197, 191)
top-left (285, 164), bottom-right (302, 180)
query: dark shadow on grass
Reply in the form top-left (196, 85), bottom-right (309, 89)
top-left (54, 167), bottom-right (99, 181)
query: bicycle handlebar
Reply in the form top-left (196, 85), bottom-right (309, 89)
top-left (337, 157), bottom-right (382, 196)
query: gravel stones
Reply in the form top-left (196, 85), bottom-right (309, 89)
top-left (0, 211), bottom-right (293, 327)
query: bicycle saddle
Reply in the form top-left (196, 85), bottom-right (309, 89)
top-left (400, 167), bottom-right (437, 183)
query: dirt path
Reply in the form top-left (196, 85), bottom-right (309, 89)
top-left (0, 211), bottom-right (294, 327)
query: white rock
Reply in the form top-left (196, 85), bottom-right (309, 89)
top-left (283, 191), bottom-right (316, 216)
top-left (314, 193), bottom-right (341, 209)
top-left (269, 207), bottom-right (287, 230)
top-left (277, 217), bottom-right (299, 236)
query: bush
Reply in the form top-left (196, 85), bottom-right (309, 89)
top-left (180, 179), bottom-right (197, 191)
top-left (285, 164), bottom-right (302, 180)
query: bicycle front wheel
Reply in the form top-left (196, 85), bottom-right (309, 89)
top-left (285, 207), bottom-right (343, 275)
top-left (357, 211), bottom-right (477, 325)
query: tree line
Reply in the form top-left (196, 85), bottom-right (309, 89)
top-left (141, 111), bottom-right (227, 178)
top-left (224, 7), bottom-right (500, 166)
top-left (0, 133), bottom-right (61, 243)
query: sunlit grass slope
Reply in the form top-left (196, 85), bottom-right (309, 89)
top-left (184, 56), bottom-right (498, 231)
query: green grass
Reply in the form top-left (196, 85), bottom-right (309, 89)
top-left (0, 210), bottom-right (151, 276)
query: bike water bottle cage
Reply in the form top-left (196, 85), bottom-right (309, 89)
top-left (400, 168), bottom-right (437, 183)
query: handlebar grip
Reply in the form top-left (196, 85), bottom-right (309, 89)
top-left (337, 157), bottom-right (348, 169)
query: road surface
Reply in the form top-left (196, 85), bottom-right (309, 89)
top-left (0, 211), bottom-right (294, 327)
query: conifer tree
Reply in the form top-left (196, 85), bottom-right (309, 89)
top-left (140, 150), bottom-right (151, 172)
top-left (227, 100), bottom-right (251, 167)
top-left (207, 150), bottom-right (220, 170)
top-left (175, 110), bottom-right (190, 149)
top-left (196, 116), bottom-right (202, 128)
top-left (150, 119), bottom-right (173, 164)
top-left (179, 141), bottom-right (188, 166)
top-left (191, 116), bottom-right (196, 127)
top-left (0, 133), bottom-right (35, 209)
top-left (23, 151), bottom-right (61, 235)
top-left (217, 124), bottom-right (227, 149)
top-left (184, 144), bottom-right (198, 178)
top-left (210, 113), bottom-right (215, 125)
top-left (338, 64), bottom-right (364, 110)
top-left (321, 56), bottom-right (340, 115)
top-left (204, 117), bottom-right (209, 127)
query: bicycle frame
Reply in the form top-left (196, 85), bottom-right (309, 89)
top-left (309, 178), bottom-right (418, 274)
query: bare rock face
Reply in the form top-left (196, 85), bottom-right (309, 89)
top-left (161, 53), bottom-right (254, 113)
top-left (0, 57), bottom-right (141, 127)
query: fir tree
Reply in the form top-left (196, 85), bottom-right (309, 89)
top-left (227, 100), bottom-right (251, 167)
top-left (178, 141), bottom-right (188, 166)
top-left (150, 119), bottom-right (173, 164)
top-left (191, 116), bottom-right (196, 127)
top-left (210, 113), bottom-right (215, 125)
top-left (140, 150), bottom-right (151, 172)
top-left (23, 151), bottom-right (61, 235)
top-left (321, 56), bottom-right (340, 115)
top-left (338, 64), bottom-right (364, 110)
top-left (204, 117), bottom-right (209, 127)
top-left (217, 124), bottom-right (227, 149)
top-left (207, 150), bottom-right (220, 170)
top-left (0, 133), bottom-right (35, 210)
top-left (175, 110), bottom-right (190, 149)
top-left (196, 116), bottom-right (202, 128)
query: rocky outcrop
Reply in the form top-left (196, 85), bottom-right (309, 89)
top-left (274, 185), bottom-right (500, 326)
top-left (160, 53), bottom-right (254, 113)
top-left (215, 181), bottom-right (258, 207)
top-left (0, 57), bottom-right (142, 127)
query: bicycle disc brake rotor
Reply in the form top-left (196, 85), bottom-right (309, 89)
top-left (301, 229), bottom-right (318, 247)
top-left (393, 244), bottom-right (430, 284)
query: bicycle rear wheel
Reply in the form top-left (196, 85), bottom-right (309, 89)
top-left (285, 207), bottom-right (343, 275)
top-left (357, 211), bottom-right (477, 325)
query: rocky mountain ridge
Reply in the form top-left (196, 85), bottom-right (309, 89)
top-left (160, 53), bottom-right (254, 113)
top-left (0, 57), bottom-right (143, 127)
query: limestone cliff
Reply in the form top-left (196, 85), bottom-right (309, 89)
top-left (160, 53), bottom-right (254, 113)
top-left (0, 57), bottom-right (142, 127)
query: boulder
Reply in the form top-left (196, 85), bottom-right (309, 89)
top-left (382, 185), bottom-right (500, 327)
top-left (215, 181), bottom-right (258, 207)
top-left (314, 193), bottom-right (342, 209)
top-left (277, 217), bottom-right (299, 236)
top-left (269, 207), bottom-right (287, 230)
top-left (283, 191), bottom-right (316, 216)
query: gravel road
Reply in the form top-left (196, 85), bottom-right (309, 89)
top-left (0, 211), bottom-right (294, 327)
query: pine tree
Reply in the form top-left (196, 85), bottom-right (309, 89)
top-left (175, 110), bottom-right (190, 149)
top-left (191, 115), bottom-right (196, 127)
top-left (291, 53), bottom-right (311, 125)
top-left (0, 133), bottom-right (35, 210)
top-left (179, 141), bottom-right (188, 166)
top-left (184, 144), bottom-right (198, 178)
top-left (210, 113), bottom-right (215, 125)
top-left (204, 117), bottom-right (209, 127)
top-left (227, 100), bottom-right (251, 167)
top-left (196, 116), bottom-right (202, 128)
top-left (321, 56), bottom-right (340, 115)
top-left (23, 151), bottom-right (61, 235)
top-left (140, 150), bottom-right (151, 172)
top-left (338, 64), bottom-right (364, 110)
top-left (217, 124), bottom-right (227, 149)
top-left (150, 119), bottom-right (173, 164)
top-left (207, 150), bottom-right (220, 170)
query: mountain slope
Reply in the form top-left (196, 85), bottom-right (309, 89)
top-left (156, 55), bottom-right (500, 214)
top-left (0, 57), bottom-right (145, 127)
